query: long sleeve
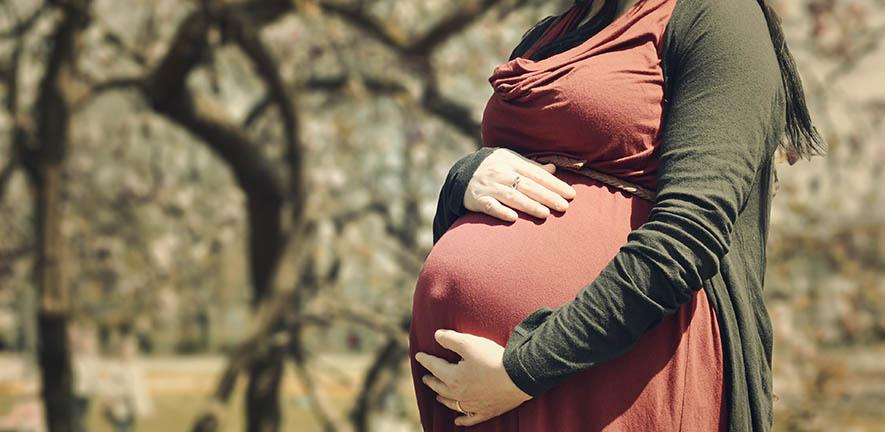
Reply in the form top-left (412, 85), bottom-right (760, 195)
top-left (501, 0), bottom-right (787, 397)
top-left (432, 146), bottom-right (498, 245)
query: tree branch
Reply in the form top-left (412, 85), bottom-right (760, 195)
top-left (319, 0), bottom-right (505, 56)
top-left (405, 0), bottom-right (504, 55)
top-left (0, 3), bottom-right (45, 39)
top-left (222, 9), bottom-right (305, 206)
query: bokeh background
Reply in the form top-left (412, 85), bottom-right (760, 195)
top-left (0, 0), bottom-right (882, 431)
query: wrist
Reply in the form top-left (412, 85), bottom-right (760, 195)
top-left (449, 146), bottom-right (498, 214)
top-left (502, 334), bottom-right (544, 398)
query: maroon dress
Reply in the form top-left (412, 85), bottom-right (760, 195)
top-left (410, 0), bottom-right (727, 430)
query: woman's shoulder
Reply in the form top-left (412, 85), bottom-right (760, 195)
top-left (663, 0), bottom-right (774, 53)
top-left (661, 0), bottom-right (782, 95)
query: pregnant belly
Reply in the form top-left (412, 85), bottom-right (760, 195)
top-left (409, 169), bottom-right (726, 432)
top-left (412, 169), bottom-right (654, 349)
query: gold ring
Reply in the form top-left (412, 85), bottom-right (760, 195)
top-left (454, 400), bottom-right (466, 414)
top-left (455, 400), bottom-right (475, 417)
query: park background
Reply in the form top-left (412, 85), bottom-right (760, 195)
top-left (0, 0), bottom-right (882, 431)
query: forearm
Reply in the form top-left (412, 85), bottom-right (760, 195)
top-left (502, 228), bottom-right (719, 396)
top-left (500, 0), bottom-right (785, 397)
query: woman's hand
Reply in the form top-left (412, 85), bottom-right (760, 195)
top-left (415, 329), bottom-right (532, 427)
top-left (465, 148), bottom-right (577, 222)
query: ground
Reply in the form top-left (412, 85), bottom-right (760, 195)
top-left (1, 347), bottom-right (883, 431)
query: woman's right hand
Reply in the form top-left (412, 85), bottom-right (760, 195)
top-left (464, 148), bottom-right (577, 222)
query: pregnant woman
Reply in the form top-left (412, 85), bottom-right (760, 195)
top-left (410, 0), bottom-right (824, 430)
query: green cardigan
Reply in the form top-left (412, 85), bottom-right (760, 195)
top-left (430, 0), bottom-right (786, 430)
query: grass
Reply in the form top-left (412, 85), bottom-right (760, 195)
top-left (2, 350), bottom-right (884, 431)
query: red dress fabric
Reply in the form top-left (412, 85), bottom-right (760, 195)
top-left (410, 0), bottom-right (727, 430)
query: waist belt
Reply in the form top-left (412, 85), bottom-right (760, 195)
top-left (526, 152), bottom-right (657, 203)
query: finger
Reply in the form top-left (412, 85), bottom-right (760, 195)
top-left (504, 148), bottom-right (547, 170)
top-left (455, 412), bottom-right (492, 427)
top-left (514, 157), bottom-right (557, 179)
top-left (422, 374), bottom-right (457, 399)
top-left (475, 196), bottom-right (518, 222)
top-left (434, 329), bottom-right (471, 357)
top-left (506, 174), bottom-right (570, 213)
top-left (414, 352), bottom-right (456, 384)
top-left (492, 183), bottom-right (551, 219)
top-left (435, 395), bottom-right (463, 413)
top-left (515, 162), bottom-right (577, 200)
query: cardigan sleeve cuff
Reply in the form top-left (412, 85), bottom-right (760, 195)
top-left (502, 306), bottom-right (559, 397)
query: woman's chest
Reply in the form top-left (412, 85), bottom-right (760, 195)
top-left (481, 41), bottom-right (667, 166)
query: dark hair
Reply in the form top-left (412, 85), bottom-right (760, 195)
top-left (755, 0), bottom-right (826, 162)
top-left (509, 0), bottom-right (825, 163)
top-left (509, 1), bottom-right (618, 61)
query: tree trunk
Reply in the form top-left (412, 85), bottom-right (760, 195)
top-left (25, 1), bottom-right (92, 430)
top-left (246, 351), bottom-right (284, 432)
top-left (142, 8), bottom-right (302, 430)
top-left (37, 315), bottom-right (74, 432)
top-left (245, 198), bottom-right (286, 432)
top-left (34, 164), bottom-right (73, 430)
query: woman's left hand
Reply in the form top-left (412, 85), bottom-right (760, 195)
top-left (415, 329), bottom-right (532, 426)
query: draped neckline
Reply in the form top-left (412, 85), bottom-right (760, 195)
top-left (496, 0), bottom-right (649, 73)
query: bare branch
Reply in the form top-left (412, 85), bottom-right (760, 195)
top-left (405, 0), bottom-right (504, 55)
top-left (319, 0), bottom-right (506, 56)
top-left (318, 2), bottom-right (409, 52)
top-left (422, 83), bottom-right (482, 141)
top-left (306, 74), bottom-right (481, 144)
top-left (0, 4), bottom-right (45, 39)
top-left (350, 335), bottom-right (408, 432)
top-left (0, 41), bottom-right (24, 202)
top-left (94, 17), bottom-right (150, 67)
top-left (243, 94), bottom-right (273, 128)
top-left (303, 75), bottom-right (409, 95)
top-left (69, 76), bottom-right (144, 111)
top-left (222, 9), bottom-right (305, 206)
top-left (0, 0), bottom-right (45, 198)
top-left (141, 11), bottom-right (286, 202)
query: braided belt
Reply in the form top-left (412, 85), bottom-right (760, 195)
top-left (525, 152), bottom-right (657, 203)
